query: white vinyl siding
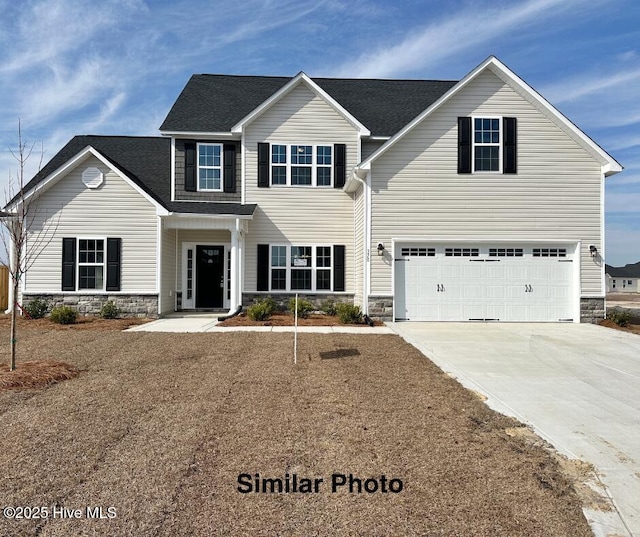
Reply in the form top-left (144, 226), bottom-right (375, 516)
top-left (24, 155), bottom-right (158, 293)
top-left (353, 183), bottom-right (365, 307)
top-left (244, 83), bottom-right (357, 293)
top-left (369, 69), bottom-right (603, 297)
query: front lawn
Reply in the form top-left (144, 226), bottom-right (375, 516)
top-left (0, 326), bottom-right (592, 536)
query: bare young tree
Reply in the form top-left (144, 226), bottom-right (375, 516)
top-left (1, 120), bottom-right (59, 371)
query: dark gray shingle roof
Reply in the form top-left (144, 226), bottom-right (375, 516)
top-left (160, 74), bottom-right (458, 137)
top-left (606, 262), bottom-right (640, 278)
top-left (13, 135), bottom-right (256, 216)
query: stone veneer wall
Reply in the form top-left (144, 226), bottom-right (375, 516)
top-left (367, 296), bottom-right (393, 322)
top-left (243, 293), bottom-right (354, 311)
top-left (580, 297), bottom-right (605, 324)
top-left (22, 294), bottom-right (159, 318)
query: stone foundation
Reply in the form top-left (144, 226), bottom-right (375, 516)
top-left (242, 293), bottom-right (354, 311)
top-left (368, 295), bottom-right (393, 322)
top-left (580, 297), bottom-right (605, 324)
top-left (22, 294), bottom-right (159, 318)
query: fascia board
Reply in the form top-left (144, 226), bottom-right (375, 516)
top-left (159, 131), bottom-right (239, 139)
top-left (231, 72), bottom-right (371, 136)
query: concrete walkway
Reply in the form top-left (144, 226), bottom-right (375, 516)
top-left (389, 322), bottom-right (640, 537)
top-left (125, 314), bottom-right (393, 334)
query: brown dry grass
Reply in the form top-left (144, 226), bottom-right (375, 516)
top-left (0, 325), bottom-right (593, 537)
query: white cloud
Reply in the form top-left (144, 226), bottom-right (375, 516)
top-left (327, 0), bottom-right (596, 78)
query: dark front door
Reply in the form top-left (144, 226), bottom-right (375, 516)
top-left (196, 245), bottom-right (224, 308)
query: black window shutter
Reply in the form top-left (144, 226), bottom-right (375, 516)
top-left (257, 244), bottom-right (269, 291)
top-left (503, 117), bottom-right (517, 174)
top-left (333, 245), bottom-right (345, 292)
top-left (223, 144), bottom-right (236, 193)
top-left (458, 117), bottom-right (472, 174)
top-left (184, 142), bottom-right (196, 191)
top-left (334, 144), bottom-right (346, 188)
top-left (61, 238), bottom-right (76, 291)
top-left (257, 142), bottom-right (270, 188)
top-left (106, 238), bottom-right (121, 292)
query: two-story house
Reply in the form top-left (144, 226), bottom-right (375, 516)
top-left (7, 56), bottom-right (622, 322)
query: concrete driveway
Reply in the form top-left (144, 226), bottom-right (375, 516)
top-left (390, 322), bottom-right (640, 537)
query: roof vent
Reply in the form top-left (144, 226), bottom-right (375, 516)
top-left (82, 167), bottom-right (104, 189)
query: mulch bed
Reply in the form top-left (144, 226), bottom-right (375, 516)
top-left (599, 318), bottom-right (640, 335)
top-left (0, 360), bottom-right (79, 390)
top-left (218, 311), bottom-right (381, 327)
top-left (0, 326), bottom-right (594, 536)
top-left (0, 314), bottom-right (150, 331)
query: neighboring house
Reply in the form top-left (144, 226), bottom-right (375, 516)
top-left (606, 263), bottom-right (640, 293)
top-left (5, 56), bottom-right (622, 323)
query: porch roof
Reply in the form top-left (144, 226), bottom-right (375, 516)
top-left (166, 201), bottom-right (256, 216)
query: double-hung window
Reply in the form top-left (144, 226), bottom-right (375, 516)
top-left (270, 144), bottom-right (332, 186)
top-left (474, 118), bottom-right (501, 172)
top-left (78, 239), bottom-right (105, 290)
top-left (269, 245), bottom-right (332, 291)
top-left (198, 143), bottom-right (223, 191)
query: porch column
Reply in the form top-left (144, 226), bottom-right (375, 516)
top-left (230, 225), bottom-right (240, 311)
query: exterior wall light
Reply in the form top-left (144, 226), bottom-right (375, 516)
top-left (377, 243), bottom-right (385, 256)
top-left (589, 244), bottom-right (597, 257)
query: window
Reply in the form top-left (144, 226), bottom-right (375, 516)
top-left (270, 144), bottom-right (332, 186)
top-left (489, 248), bottom-right (523, 257)
top-left (474, 118), bottom-right (500, 172)
top-left (198, 143), bottom-right (223, 191)
top-left (78, 239), bottom-right (104, 290)
top-left (445, 248), bottom-right (479, 257)
top-left (401, 247), bottom-right (435, 257)
top-left (269, 245), bottom-right (332, 291)
top-left (532, 248), bottom-right (566, 257)
top-left (628, 280), bottom-right (633, 285)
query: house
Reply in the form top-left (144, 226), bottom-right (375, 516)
top-left (606, 263), bottom-right (640, 293)
top-left (6, 56), bottom-right (622, 323)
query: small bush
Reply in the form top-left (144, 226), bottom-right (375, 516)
top-left (288, 297), bottom-right (314, 319)
top-left (336, 303), bottom-right (363, 324)
top-left (24, 299), bottom-right (49, 319)
top-left (100, 301), bottom-right (120, 319)
top-left (320, 300), bottom-right (337, 316)
top-left (50, 305), bottom-right (78, 325)
top-left (247, 298), bottom-right (276, 321)
top-left (606, 308), bottom-right (631, 327)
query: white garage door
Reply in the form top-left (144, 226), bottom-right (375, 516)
top-left (394, 244), bottom-right (574, 322)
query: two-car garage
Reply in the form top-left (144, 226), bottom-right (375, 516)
top-left (394, 243), bottom-right (576, 322)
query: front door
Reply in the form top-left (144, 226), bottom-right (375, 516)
top-left (196, 245), bottom-right (224, 308)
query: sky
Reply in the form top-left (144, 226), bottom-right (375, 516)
top-left (0, 0), bottom-right (638, 266)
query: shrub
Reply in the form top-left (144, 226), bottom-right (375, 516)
top-left (50, 305), bottom-right (78, 325)
top-left (606, 308), bottom-right (631, 327)
top-left (336, 303), bottom-right (363, 324)
top-left (320, 299), bottom-right (337, 316)
top-left (100, 301), bottom-right (120, 319)
top-left (24, 299), bottom-right (49, 319)
top-left (247, 298), bottom-right (276, 321)
top-left (288, 297), bottom-right (314, 319)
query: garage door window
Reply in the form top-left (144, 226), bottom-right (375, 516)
top-left (445, 248), bottom-right (479, 257)
top-left (401, 247), bottom-right (435, 257)
top-left (489, 248), bottom-right (523, 257)
top-left (533, 248), bottom-right (566, 257)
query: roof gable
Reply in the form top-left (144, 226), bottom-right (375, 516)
top-left (606, 262), bottom-right (640, 278)
top-left (356, 56), bottom-right (622, 177)
top-left (231, 72), bottom-right (370, 136)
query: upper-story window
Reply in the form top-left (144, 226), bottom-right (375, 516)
top-left (198, 143), bottom-right (223, 191)
top-left (270, 144), bottom-right (332, 187)
top-left (474, 118), bottom-right (501, 172)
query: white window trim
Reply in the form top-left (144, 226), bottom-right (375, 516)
top-left (472, 116), bottom-right (502, 174)
top-left (270, 144), bottom-right (333, 187)
top-left (269, 244), bottom-right (333, 292)
top-left (77, 237), bottom-right (106, 292)
top-left (197, 142), bottom-right (224, 192)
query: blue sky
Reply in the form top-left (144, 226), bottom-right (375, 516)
top-left (0, 0), bottom-right (638, 266)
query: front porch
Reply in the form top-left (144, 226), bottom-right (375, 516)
top-left (160, 214), bottom-right (249, 316)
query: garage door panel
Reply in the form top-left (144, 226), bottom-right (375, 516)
top-left (395, 243), bottom-right (574, 322)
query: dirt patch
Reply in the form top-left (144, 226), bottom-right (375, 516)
top-left (0, 360), bottom-right (80, 390)
top-left (0, 327), bottom-right (594, 536)
top-left (218, 311), bottom-right (380, 327)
